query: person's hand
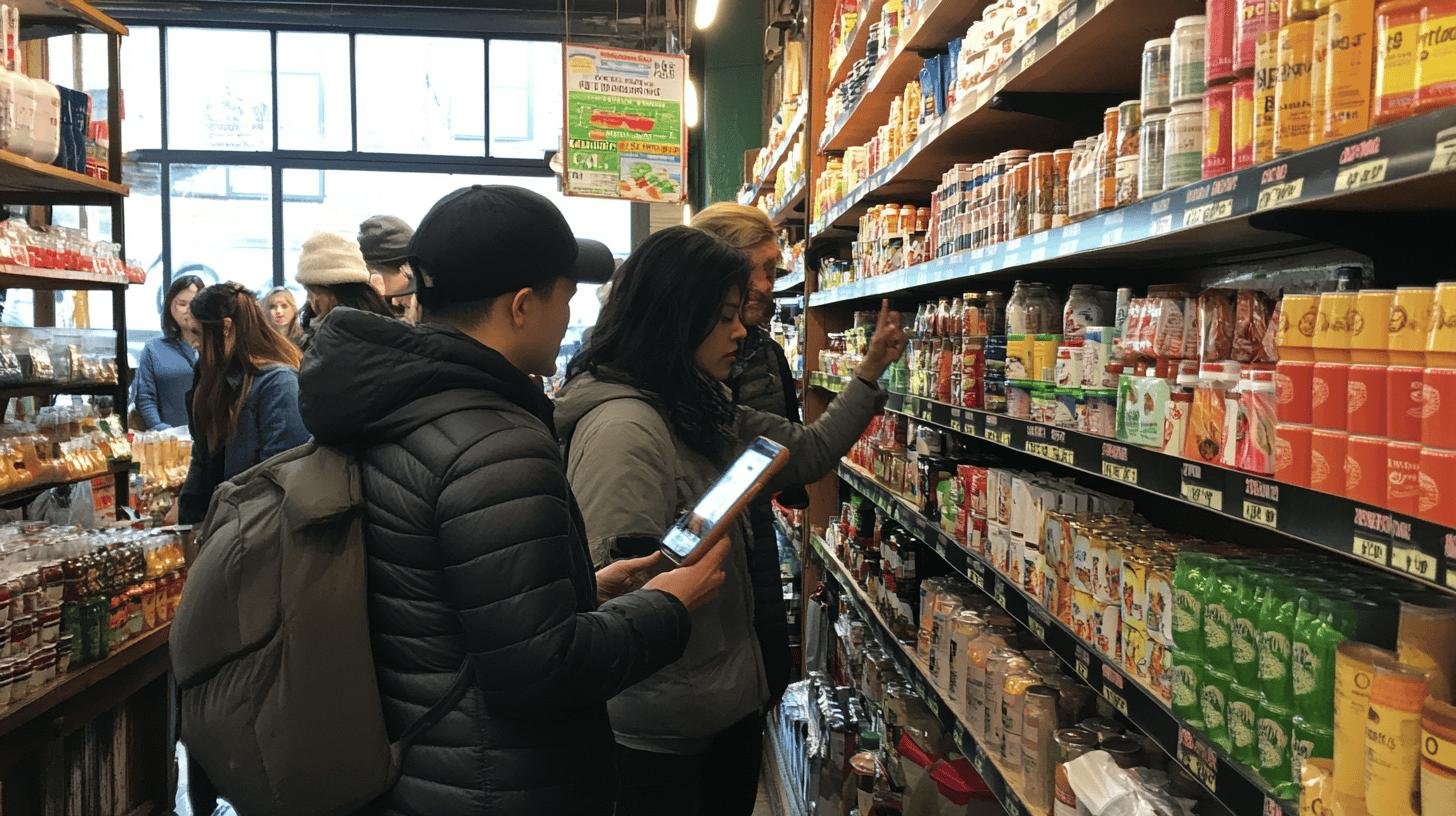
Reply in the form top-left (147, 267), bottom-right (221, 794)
top-left (643, 536), bottom-right (734, 612)
top-left (855, 299), bottom-right (908, 383)
top-left (595, 552), bottom-right (666, 603)
top-left (163, 501), bottom-right (179, 526)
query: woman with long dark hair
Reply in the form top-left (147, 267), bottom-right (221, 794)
top-left (177, 283), bottom-right (309, 525)
top-left (293, 232), bottom-right (394, 351)
top-left (132, 274), bottom-right (204, 430)
top-left (555, 226), bottom-right (905, 816)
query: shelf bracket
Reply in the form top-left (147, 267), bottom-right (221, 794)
top-left (1247, 209), bottom-right (1456, 283)
top-left (988, 91), bottom-right (1128, 125)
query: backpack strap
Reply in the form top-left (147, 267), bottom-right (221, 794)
top-left (387, 662), bottom-right (475, 777)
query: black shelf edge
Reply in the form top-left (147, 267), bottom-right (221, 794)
top-left (865, 388), bottom-right (1455, 595)
top-left (807, 533), bottom-right (1048, 816)
top-left (831, 464), bottom-right (1293, 816)
top-left (809, 105), bottom-right (1456, 305)
top-left (0, 381), bottom-right (122, 400)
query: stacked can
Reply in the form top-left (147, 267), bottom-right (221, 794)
top-left (1204, 1), bottom-right (1240, 178)
top-left (1139, 37), bottom-right (1172, 199)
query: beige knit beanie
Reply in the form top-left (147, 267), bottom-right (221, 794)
top-left (296, 231), bottom-right (371, 287)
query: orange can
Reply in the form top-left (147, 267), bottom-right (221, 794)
top-left (1233, 77), bottom-right (1256, 169)
top-left (1204, 83), bottom-right (1235, 180)
top-left (1420, 445), bottom-right (1456, 526)
top-left (1347, 364), bottom-right (1388, 436)
top-left (1387, 365), bottom-right (1426, 441)
top-left (1422, 367), bottom-right (1456, 449)
top-left (1387, 440), bottom-right (1423, 515)
top-left (1311, 428), bottom-right (1349, 495)
top-left (1277, 293), bottom-right (1320, 361)
top-left (1426, 281), bottom-right (1456, 367)
top-left (1276, 360), bottom-right (1316, 423)
top-left (1350, 289), bottom-right (1395, 363)
top-left (1389, 286), bottom-right (1436, 365)
top-left (1413, 0), bottom-right (1456, 115)
top-left (1346, 434), bottom-right (1388, 505)
top-left (1315, 290), bottom-right (1357, 361)
top-left (1373, 0), bottom-right (1424, 125)
top-left (1312, 362), bottom-right (1349, 429)
top-left (1277, 423), bottom-right (1314, 486)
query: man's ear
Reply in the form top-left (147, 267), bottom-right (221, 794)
top-left (509, 287), bottom-right (534, 327)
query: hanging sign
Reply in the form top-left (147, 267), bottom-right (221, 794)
top-left (562, 45), bottom-right (687, 203)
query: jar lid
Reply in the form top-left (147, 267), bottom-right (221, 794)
top-left (1144, 111), bottom-right (1169, 123)
top-left (1144, 37), bottom-right (1172, 49)
top-left (1171, 100), bottom-right (1202, 114)
top-left (1173, 15), bottom-right (1207, 27)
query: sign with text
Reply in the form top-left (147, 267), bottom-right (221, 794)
top-left (563, 45), bottom-right (686, 203)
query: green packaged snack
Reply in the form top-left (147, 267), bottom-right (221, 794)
top-left (1230, 565), bottom-right (1265, 687)
top-left (1256, 578), bottom-right (1300, 708)
top-left (1290, 715), bottom-right (1334, 793)
top-left (1171, 657), bottom-right (1203, 722)
top-left (1292, 597), bottom-right (1343, 729)
top-left (1203, 562), bottom-right (1236, 673)
top-left (1172, 553), bottom-right (1208, 657)
top-left (1200, 667), bottom-right (1234, 751)
top-left (1226, 682), bottom-right (1262, 768)
top-left (1256, 700), bottom-right (1294, 787)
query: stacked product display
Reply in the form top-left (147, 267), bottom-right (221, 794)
top-left (0, 402), bottom-right (129, 495)
top-left (0, 4), bottom-right (107, 178)
top-left (0, 221), bottom-right (140, 282)
top-left (132, 431), bottom-right (192, 521)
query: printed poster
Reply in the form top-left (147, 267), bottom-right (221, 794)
top-left (562, 45), bottom-right (686, 204)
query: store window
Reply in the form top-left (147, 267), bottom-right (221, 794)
top-left (354, 35), bottom-right (484, 156)
top-left (489, 40), bottom-right (563, 160)
top-left (277, 32), bottom-right (352, 151)
top-left (165, 29), bottom-right (273, 151)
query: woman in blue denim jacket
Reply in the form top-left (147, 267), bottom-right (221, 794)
top-left (132, 275), bottom-right (204, 430)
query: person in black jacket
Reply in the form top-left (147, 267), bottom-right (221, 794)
top-left (296, 185), bottom-right (731, 816)
top-left (691, 204), bottom-right (802, 709)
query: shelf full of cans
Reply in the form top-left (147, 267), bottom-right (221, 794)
top-left (812, 269), bottom-right (1456, 589)
top-left (833, 417), bottom-right (1456, 815)
top-left (817, 471), bottom-right (1280, 816)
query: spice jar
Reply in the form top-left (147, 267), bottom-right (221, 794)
top-left (1007, 162), bottom-right (1031, 239)
top-left (1051, 148), bottom-right (1073, 227)
top-left (1114, 100), bottom-right (1142, 207)
top-left (1097, 107), bottom-right (1119, 212)
top-left (1028, 152), bottom-right (1055, 233)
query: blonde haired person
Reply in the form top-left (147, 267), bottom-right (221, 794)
top-left (689, 203), bottom-right (803, 720)
top-left (260, 286), bottom-right (304, 347)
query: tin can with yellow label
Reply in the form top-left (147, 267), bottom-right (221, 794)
top-left (1372, 0), bottom-right (1423, 125)
top-left (1275, 19), bottom-right (1317, 155)
top-left (1310, 12), bottom-right (1331, 146)
top-left (1324, 0), bottom-right (1376, 139)
top-left (1256, 30), bottom-right (1282, 160)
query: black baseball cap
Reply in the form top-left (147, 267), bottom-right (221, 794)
top-left (408, 185), bottom-right (615, 308)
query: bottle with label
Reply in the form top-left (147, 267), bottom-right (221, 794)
top-left (1097, 107), bottom-right (1119, 212)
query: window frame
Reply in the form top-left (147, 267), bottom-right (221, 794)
top-left (123, 24), bottom-right (573, 298)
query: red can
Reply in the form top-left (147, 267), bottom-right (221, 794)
top-left (1275, 423), bottom-right (1312, 486)
top-left (1422, 367), bottom-right (1456, 449)
top-left (1346, 364), bottom-right (1388, 436)
top-left (1235, 0), bottom-right (1281, 75)
top-left (1387, 440), bottom-right (1423, 515)
top-left (1345, 435), bottom-right (1388, 506)
top-left (1208, 0), bottom-right (1237, 83)
top-left (1387, 365), bottom-right (1426, 441)
top-left (1275, 360), bottom-right (1315, 423)
top-left (1232, 77), bottom-right (1256, 169)
top-left (1310, 428), bottom-right (1348, 495)
top-left (1311, 362), bottom-right (1349, 430)
top-left (1420, 446), bottom-right (1456, 527)
top-left (1203, 83), bottom-right (1234, 180)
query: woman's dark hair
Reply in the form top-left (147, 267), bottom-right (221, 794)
top-left (310, 282), bottom-right (393, 317)
top-left (190, 283), bottom-right (303, 451)
top-left (160, 275), bottom-right (205, 339)
top-left (568, 226), bottom-right (750, 463)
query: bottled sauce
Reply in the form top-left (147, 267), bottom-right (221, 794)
top-left (1097, 107), bottom-right (1119, 212)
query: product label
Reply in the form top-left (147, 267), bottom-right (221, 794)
top-left (1258, 714), bottom-right (1290, 771)
top-left (1232, 617), bottom-right (1258, 667)
top-left (1292, 641), bottom-right (1319, 697)
top-left (1377, 22), bottom-right (1421, 98)
top-left (1259, 630), bottom-right (1292, 682)
top-left (1201, 682), bottom-right (1228, 730)
top-left (1173, 663), bottom-right (1200, 707)
top-left (1205, 603), bottom-right (1232, 650)
top-left (1178, 727), bottom-right (1219, 792)
top-left (1418, 16), bottom-right (1456, 98)
top-left (1173, 588), bottom-right (1202, 637)
top-left (1228, 699), bottom-right (1256, 752)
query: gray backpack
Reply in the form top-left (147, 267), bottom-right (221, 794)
top-left (170, 442), bottom-right (469, 816)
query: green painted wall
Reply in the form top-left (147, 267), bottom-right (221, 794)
top-left (698, 2), bottom-right (764, 208)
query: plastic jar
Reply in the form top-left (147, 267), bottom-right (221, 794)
top-left (1097, 107), bottom-right (1119, 212)
top-left (1064, 285), bottom-right (1107, 345)
top-left (1208, 0), bottom-right (1238, 84)
top-left (1423, 696), bottom-right (1456, 815)
top-left (1204, 83), bottom-right (1234, 179)
top-left (1139, 112), bottom-right (1168, 199)
top-left (1141, 38), bottom-right (1172, 111)
top-left (1164, 101), bottom-right (1204, 188)
top-left (1171, 16), bottom-right (1209, 103)
top-left (1274, 19), bottom-right (1317, 155)
top-left (1414, 0), bottom-right (1456, 114)
top-left (1373, 0), bottom-right (1424, 125)
top-left (1051, 148), bottom-right (1073, 227)
top-left (1114, 100), bottom-right (1142, 206)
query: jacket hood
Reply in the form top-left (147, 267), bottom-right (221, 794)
top-left (299, 307), bottom-right (555, 444)
top-left (554, 371), bottom-right (659, 445)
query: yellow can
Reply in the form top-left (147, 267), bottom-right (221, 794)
top-left (1310, 13), bottom-right (1331, 147)
top-left (1122, 620), bottom-right (1150, 683)
top-left (1388, 286), bottom-right (1435, 366)
top-left (1364, 657), bottom-right (1427, 816)
top-left (1315, 290), bottom-right (1357, 361)
top-left (1427, 281), bottom-right (1456, 367)
top-left (1372, 0), bottom-right (1423, 125)
top-left (1256, 31), bottom-right (1282, 162)
top-left (1324, 0), bottom-right (1377, 139)
top-left (1414, 0), bottom-right (1456, 115)
top-left (1276, 20), bottom-right (1317, 155)
top-left (1287, 0), bottom-right (1322, 18)
top-left (1032, 334), bottom-right (1061, 383)
top-left (1349, 288), bottom-right (1395, 363)
top-left (1007, 333), bottom-right (1033, 380)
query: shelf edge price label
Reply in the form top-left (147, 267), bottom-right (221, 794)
top-left (1393, 545), bottom-right (1437, 581)
top-left (1075, 646), bottom-right (1091, 681)
top-left (1335, 157), bottom-right (1389, 192)
top-left (1101, 685), bottom-right (1130, 716)
top-left (1177, 727), bottom-right (1219, 793)
top-left (1181, 480), bottom-right (1223, 511)
top-left (1102, 461), bottom-right (1138, 486)
top-left (1021, 50), bottom-right (1038, 72)
top-left (935, 541), bottom-right (948, 560)
top-left (1057, 21), bottom-right (1077, 44)
top-left (1241, 500), bottom-right (1278, 529)
top-left (1100, 226), bottom-right (1125, 247)
top-left (1027, 613), bottom-right (1047, 642)
top-left (1095, 0), bottom-right (1113, 12)
top-left (1182, 198), bottom-right (1235, 228)
top-left (1058, 239), bottom-right (1080, 256)
top-left (1256, 177), bottom-right (1304, 211)
top-left (1149, 214), bottom-right (1174, 236)
top-left (1431, 128), bottom-right (1456, 172)
top-left (953, 725), bottom-right (969, 755)
top-left (993, 579), bottom-right (1008, 609)
top-left (1353, 534), bottom-right (1389, 566)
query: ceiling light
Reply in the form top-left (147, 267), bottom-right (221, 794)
top-left (695, 0), bottom-right (719, 30)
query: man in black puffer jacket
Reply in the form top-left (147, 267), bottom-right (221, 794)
top-left (298, 185), bottom-right (730, 816)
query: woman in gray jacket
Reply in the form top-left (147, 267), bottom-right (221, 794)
top-left (555, 226), bottom-right (906, 816)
